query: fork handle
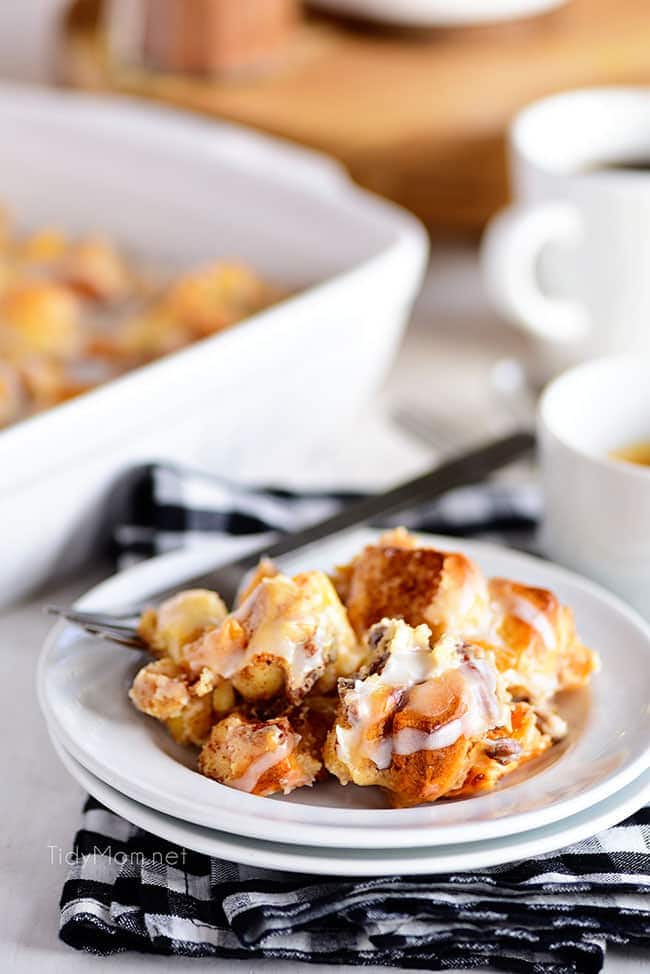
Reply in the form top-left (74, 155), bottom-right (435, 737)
top-left (167, 430), bottom-right (535, 605)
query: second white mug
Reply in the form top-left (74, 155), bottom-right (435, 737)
top-left (481, 87), bottom-right (650, 374)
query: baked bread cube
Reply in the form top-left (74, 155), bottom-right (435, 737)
top-left (138, 588), bottom-right (228, 662)
top-left (198, 712), bottom-right (320, 797)
top-left (335, 528), bottom-right (489, 641)
top-left (181, 570), bottom-right (362, 704)
top-left (324, 618), bottom-right (548, 807)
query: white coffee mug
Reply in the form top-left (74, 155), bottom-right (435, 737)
top-left (538, 355), bottom-right (650, 618)
top-left (482, 88), bottom-right (650, 374)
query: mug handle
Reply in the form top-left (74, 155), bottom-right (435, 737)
top-left (480, 200), bottom-right (590, 344)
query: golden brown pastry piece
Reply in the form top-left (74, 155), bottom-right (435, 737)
top-left (448, 701), bottom-right (550, 798)
top-left (165, 695), bottom-right (216, 748)
top-left (129, 657), bottom-right (192, 721)
top-left (164, 677), bottom-right (239, 748)
top-left (179, 570), bottom-right (363, 704)
top-left (323, 618), bottom-right (546, 807)
top-left (131, 589), bottom-right (235, 739)
top-left (236, 557), bottom-right (279, 606)
top-left (336, 528), bottom-right (489, 642)
top-left (132, 570), bottom-right (361, 772)
top-left (336, 529), bottom-right (597, 717)
top-left (290, 694), bottom-right (339, 780)
top-left (129, 653), bottom-right (237, 747)
top-left (484, 578), bottom-right (597, 711)
top-left (57, 237), bottom-right (132, 303)
top-left (138, 588), bottom-right (228, 662)
top-left (198, 712), bottom-right (321, 796)
top-left (0, 281), bottom-right (83, 360)
top-left (110, 262), bottom-right (280, 366)
top-left (163, 261), bottom-right (278, 337)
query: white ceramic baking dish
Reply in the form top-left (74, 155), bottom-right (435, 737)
top-left (0, 84), bottom-right (427, 607)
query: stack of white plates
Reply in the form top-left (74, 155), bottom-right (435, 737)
top-left (38, 530), bottom-right (650, 876)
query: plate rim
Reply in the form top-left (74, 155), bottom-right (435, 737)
top-left (307, 0), bottom-right (569, 27)
top-left (38, 529), bottom-right (650, 849)
top-left (49, 724), bottom-right (650, 877)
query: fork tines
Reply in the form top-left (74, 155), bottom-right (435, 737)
top-left (46, 606), bottom-right (145, 650)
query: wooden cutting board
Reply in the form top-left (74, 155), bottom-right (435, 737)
top-left (61, 0), bottom-right (650, 236)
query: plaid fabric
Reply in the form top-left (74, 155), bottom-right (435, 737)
top-left (114, 462), bottom-right (542, 567)
top-left (59, 463), bottom-right (650, 973)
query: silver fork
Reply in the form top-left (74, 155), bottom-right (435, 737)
top-left (47, 431), bottom-right (534, 648)
top-left (45, 608), bottom-right (145, 649)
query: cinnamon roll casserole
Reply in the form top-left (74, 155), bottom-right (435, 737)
top-left (0, 209), bottom-right (280, 429)
top-left (129, 529), bottom-right (598, 807)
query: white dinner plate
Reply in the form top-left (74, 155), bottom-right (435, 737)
top-left (308, 0), bottom-right (570, 28)
top-left (38, 530), bottom-right (650, 848)
top-left (39, 530), bottom-right (650, 850)
top-left (49, 726), bottom-right (650, 877)
top-left (39, 530), bottom-right (650, 848)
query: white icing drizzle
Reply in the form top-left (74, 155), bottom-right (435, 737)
top-left (335, 622), bottom-right (460, 770)
top-left (393, 720), bottom-right (464, 756)
top-left (190, 572), bottom-right (351, 695)
top-left (497, 593), bottom-right (557, 650)
top-left (335, 620), bottom-right (507, 771)
top-left (377, 623), bottom-right (454, 685)
top-left (217, 613), bottom-right (323, 682)
top-left (335, 685), bottom-right (393, 770)
top-left (229, 739), bottom-right (293, 793)
top-left (391, 656), bottom-right (507, 759)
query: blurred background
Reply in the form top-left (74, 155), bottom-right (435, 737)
top-left (5, 8), bottom-right (650, 961)
top-left (2, 0), bottom-right (650, 602)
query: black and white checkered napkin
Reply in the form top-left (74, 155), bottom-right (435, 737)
top-left (60, 463), bottom-right (650, 973)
